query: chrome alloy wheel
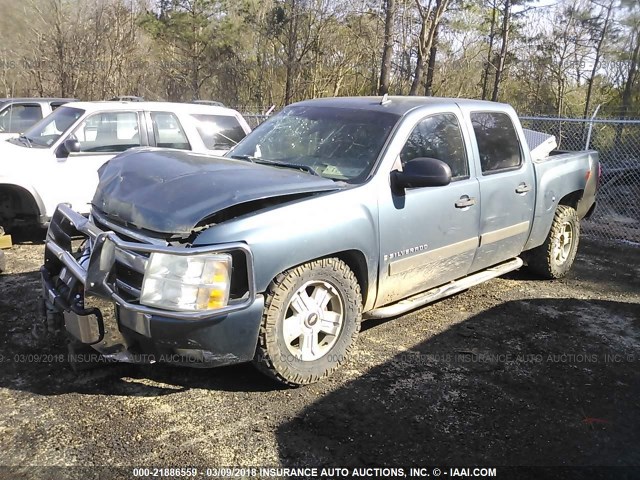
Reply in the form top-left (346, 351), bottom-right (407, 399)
top-left (282, 280), bottom-right (344, 361)
top-left (554, 222), bottom-right (574, 264)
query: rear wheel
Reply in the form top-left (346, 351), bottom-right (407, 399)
top-left (526, 205), bottom-right (580, 279)
top-left (253, 258), bottom-right (362, 386)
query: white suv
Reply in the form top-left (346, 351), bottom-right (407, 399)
top-left (0, 101), bottom-right (251, 229)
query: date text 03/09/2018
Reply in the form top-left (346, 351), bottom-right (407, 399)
top-left (197, 467), bottom-right (497, 477)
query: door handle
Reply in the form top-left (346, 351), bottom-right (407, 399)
top-left (516, 183), bottom-right (532, 194)
top-left (455, 195), bottom-right (476, 208)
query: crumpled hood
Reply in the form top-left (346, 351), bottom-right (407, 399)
top-left (92, 148), bottom-right (342, 234)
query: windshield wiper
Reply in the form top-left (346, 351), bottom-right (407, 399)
top-left (229, 154), bottom-right (318, 176)
top-left (229, 154), bottom-right (256, 162)
top-left (253, 158), bottom-right (319, 176)
top-left (216, 132), bottom-right (238, 146)
top-left (18, 135), bottom-right (33, 148)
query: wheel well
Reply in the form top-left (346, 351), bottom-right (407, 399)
top-left (333, 250), bottom-right (369, 306)
top-left (272, 250), bottom-right (370, 307)
top-left (558, 190), bottom-right (583, 209)
top-left (0, 185), bottom-right (41, 221)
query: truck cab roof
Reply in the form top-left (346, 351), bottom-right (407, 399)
top-left (291, 96), bottom-right (512, 116)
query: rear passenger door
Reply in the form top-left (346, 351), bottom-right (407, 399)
top-left (465, 110), bottom-right (535, 272)
top-left (147, 111), bottom-right (191, 150)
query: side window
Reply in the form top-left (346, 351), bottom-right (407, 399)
top-left (72, 112), bottom-right (140, 153)
top-left (191, 114), bottom-right (247, 150)
top-left (471, 112), bottom-right (522, 173)
top-left (151, 112), bottom-right (190, 150)
top-left (400, 113), bottom-right (469, 179)
top-left (0, 104), bottom-right (43, 133)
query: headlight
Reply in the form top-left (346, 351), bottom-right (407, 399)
top-left (140, 252), bottom-right (232, 312)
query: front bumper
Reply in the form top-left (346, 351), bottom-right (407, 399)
top-left (41, 204), bottom-right (264, 367)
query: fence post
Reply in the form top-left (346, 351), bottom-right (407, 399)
top-left (584, 104), bottom-right (601, 151)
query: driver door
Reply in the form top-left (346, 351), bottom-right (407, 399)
top-left (52, 111), bottom-right (144, 214)
top-left (376, 111), bottom-right (481, 307)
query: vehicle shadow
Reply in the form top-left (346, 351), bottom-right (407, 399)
top-left (276, 298), bottom-right (640, 469)
top-left (5, 226), bottom-right (47, 245)
top-left (0, 269), bottom-right (284, 396)
top-left (503, 238), bottom-right (640, 295)
top-left (0, 334), bottom-right (283, 397)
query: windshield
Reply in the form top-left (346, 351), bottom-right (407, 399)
top-left (228, 105), bottom-right (400, 182)
top-left (17, 106), bottom-right (85, 148)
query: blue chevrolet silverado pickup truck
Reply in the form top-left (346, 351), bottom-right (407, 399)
top-left (41, 96), bottom-right (599, 385)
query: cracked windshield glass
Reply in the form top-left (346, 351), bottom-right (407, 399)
top-left (229, 105), bottom-right (400, 182)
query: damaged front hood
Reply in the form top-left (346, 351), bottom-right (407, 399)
top-left (92, 148), bottom-right (342, 234)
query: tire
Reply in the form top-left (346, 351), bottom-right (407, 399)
top-left (526, 205), bottom-right (580, 279)
top-left (253, 258), bottom-right (362, 386)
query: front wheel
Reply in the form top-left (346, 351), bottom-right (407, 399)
top-left (253, 258), bottom-right (362, 386)
top-left (525, 205), bottom-right (580, 279)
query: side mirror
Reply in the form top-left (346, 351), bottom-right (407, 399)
top-left (56, 138), bottom-right (80, 159)
top-left (64, 138), bottom-right (81, 154)
top-left (392, 157), bottom-right (452, 190)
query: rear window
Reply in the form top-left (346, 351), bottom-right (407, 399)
top-left (191, 114), bottom-right (247, 150)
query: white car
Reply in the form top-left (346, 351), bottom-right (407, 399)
top-left (0, 101), bottom-right (251, 229)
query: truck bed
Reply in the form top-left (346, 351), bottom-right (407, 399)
top-left (525, 149), bottom-right (599, 250)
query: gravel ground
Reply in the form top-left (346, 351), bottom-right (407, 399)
top-left (0, 235), bottom-right (639, 479)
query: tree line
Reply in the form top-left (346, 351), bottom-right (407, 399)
top-left (0, 0), bottom-right (638, 118)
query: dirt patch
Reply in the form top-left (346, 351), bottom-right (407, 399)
top-left (0, 237), bottom-right (638, 476)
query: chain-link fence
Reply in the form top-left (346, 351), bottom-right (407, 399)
top-left (242, 114), bottom-right (271, 129)
top-left (521, 116), bottom-right (640, 245)
top-left (236, 106), bottom-right (276, 129)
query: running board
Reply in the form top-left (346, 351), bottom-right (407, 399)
top-left (364, 257), bottom-right (523, 320)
